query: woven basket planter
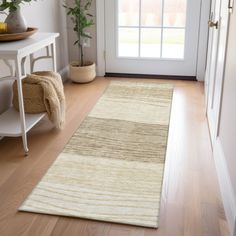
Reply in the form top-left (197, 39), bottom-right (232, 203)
top-left (69, 62), bottom-right (96, 83)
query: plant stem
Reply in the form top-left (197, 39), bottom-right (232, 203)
top-left (80, 44), bottom-right (84, 66)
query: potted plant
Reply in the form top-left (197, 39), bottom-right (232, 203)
top-left (0, 0), bottom-right (37, 33)
top-left (64, 0), bottom-right (96, 83)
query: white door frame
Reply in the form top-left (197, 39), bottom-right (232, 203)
top-left (205, 2), bottom-right (235, 235)
top-left (96, 0), bottom-right (211, 81)
top-left (96, 0), bottom-right (106, 77)
top-left (206, 0), bottom-right (231, 142)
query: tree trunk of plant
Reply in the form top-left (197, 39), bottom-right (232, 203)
top-left (80, 44), bottom-right (84, 67)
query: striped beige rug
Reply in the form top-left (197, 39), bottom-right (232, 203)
top-left (19, 81), bottom-right (173, 228)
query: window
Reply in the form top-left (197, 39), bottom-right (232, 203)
top-left (118, 0), bottom-right (187, 59)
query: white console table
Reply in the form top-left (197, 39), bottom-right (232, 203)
top-left (0, 32), bottom-right (59, 155)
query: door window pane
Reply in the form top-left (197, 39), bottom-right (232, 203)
top-left (118, 28), bottom-right (139, 57)
top-left (162, 29), bottom-right (185, 58)
top-left (141, 0), bottom-right (162, 27)
top-left (163, 0), bottom-right (187, 27)
top-left (118, 0), bottom-right (140, 26)
top-left (141, 28), bottom-right (161, 58)
top-left (117, 0), bottom-right (187, 59)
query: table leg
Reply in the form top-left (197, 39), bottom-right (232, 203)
top-left (15, 58), bottom-right (29, 156)
top-left (51, 42), bottom-right (57, 72)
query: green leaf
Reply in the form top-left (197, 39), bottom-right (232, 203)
top-left (0, 0), bottom-right (38, 12)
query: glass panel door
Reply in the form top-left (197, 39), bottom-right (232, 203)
top-left (105, 0), bottom-right (202, 76)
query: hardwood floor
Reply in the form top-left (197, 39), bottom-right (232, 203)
top-left (0, 77), bottom-right (229, 236)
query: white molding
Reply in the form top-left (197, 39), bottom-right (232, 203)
top-left (59, 66), bottom-right (69, 82)
top-left (196, 0), bottom-right (211, 81)
top-left (96, 0), bottom-right (106, 76)
top-left (213, 138), bottom-right (236, 236)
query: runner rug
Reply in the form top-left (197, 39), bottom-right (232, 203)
top-left (19, 81), bottom-right (173, 228)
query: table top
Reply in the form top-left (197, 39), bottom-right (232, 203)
top-left (0, 32), bottom-right (59, 56)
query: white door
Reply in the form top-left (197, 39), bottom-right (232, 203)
top-left (205, 0), bottom-right (230, 140)
top-left (105, 0), bottom-right (202, 76)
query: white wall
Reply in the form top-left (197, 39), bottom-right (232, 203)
top-left (213, 8), bottom-right (236, 235)
top-left (0, 0), bottom-right (69, 114)
top-left (219, 10), bottom-right (236, 199)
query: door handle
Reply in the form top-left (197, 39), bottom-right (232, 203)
top-left (208, 20), bottom-right (218, 29)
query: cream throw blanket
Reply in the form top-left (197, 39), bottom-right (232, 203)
top-left (13, 71), bottom-right (66, 129)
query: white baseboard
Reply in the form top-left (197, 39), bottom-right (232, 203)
top-left (59, 66), bottom-right (69, 82)
top-left (213, 138), bottom-right (236, 236)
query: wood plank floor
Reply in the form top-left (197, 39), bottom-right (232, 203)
top-left (0, 77), bottom-right (229, 236)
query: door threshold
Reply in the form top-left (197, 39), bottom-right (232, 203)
top-left (105, 73), bottom-right (197, 81)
